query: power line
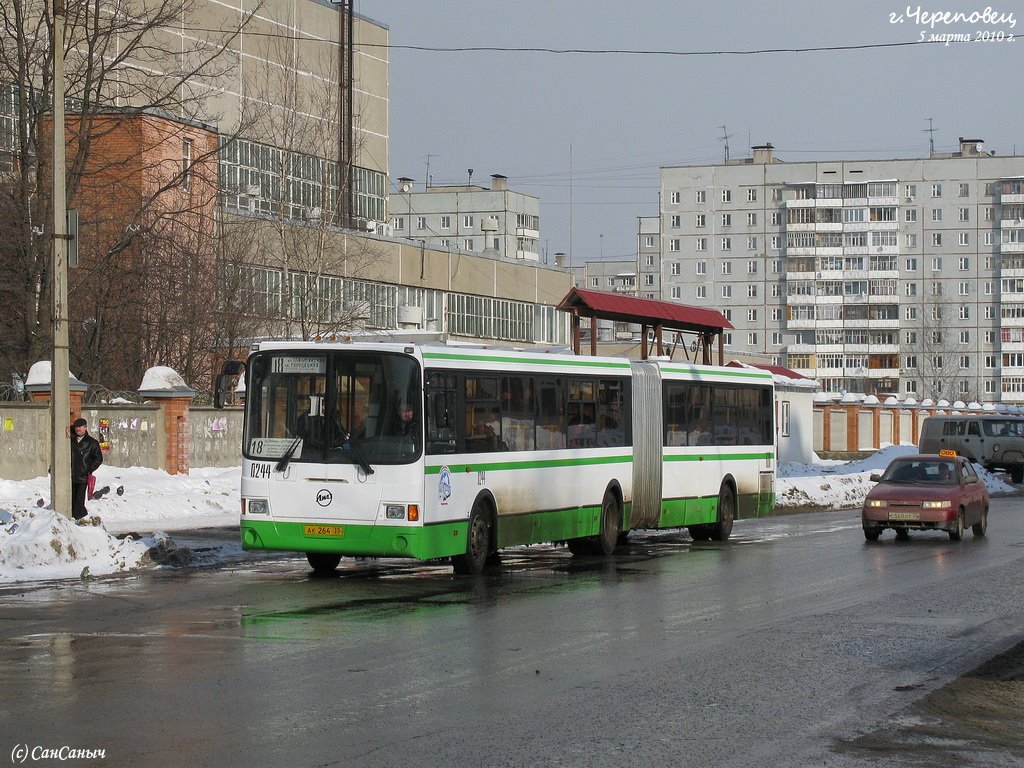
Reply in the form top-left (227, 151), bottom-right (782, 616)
top-left (181, 30), bottom-right (952, 57)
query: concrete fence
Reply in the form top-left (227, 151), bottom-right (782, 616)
top-left (0, 397), bottom-right (243, 481)
top-left (813, 403), bottom-right (1003, 454)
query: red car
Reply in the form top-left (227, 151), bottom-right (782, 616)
top-left (862, 453), bottom-right (989, 542)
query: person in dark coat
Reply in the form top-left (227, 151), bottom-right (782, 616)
top-left (70, 417), bottom-right (102, 520)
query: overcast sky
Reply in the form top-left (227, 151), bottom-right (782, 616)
top-left (357, 0), bottom-right (1022, 266)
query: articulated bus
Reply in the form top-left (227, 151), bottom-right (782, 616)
top-left (218, 341), bottom-right (775, 574)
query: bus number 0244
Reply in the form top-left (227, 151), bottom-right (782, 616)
top-left (249, 463), bottom-right (272, 479)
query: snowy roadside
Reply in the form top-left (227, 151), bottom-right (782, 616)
top-left (0, 446), bottom-right (1017, 584)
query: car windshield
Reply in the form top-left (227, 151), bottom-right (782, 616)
top-left (881, 459), bottom-right (958, 485)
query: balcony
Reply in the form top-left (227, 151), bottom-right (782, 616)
top-left (1001, 193), bottom-right (1024, 204)
top-left (1001, 241), bottom-right (1024, 254)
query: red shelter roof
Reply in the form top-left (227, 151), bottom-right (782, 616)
top-left (557, 288), bottom-right (732, 332)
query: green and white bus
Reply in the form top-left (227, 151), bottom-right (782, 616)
top-left (220, 340), bottom-right (775, 574)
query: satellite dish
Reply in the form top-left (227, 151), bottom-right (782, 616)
top-left (400, 182), bottom-right (412, 193)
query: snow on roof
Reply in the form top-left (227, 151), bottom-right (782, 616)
top-left (24, 361), bottom-right (86, 387)
top-left (727, 361), bottom-right (820, 390)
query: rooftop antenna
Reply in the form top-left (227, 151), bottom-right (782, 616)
top-left (424, 154), bottom-right (437, 189)
top-left (719, 125), bottom-right (733, 164)
top-left (924, 117), bottom-right (937, 156)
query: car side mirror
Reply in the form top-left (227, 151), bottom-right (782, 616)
top-left (869, 473), bottom-right (881, 482)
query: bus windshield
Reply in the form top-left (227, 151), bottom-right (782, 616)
top-left (244, 350), bottom-right (422, 466)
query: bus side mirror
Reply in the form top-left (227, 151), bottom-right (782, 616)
top-left (214, 360), bottom-right (246, 409)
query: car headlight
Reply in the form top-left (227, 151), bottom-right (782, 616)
top-left (866, 499), bottom-right (888, 508)
top-left (246, 498), bottom-right (270, 515)
top-left (922, 500), bottom-right (951, 509)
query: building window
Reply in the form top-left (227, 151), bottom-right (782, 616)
top-left (669, 239), bottom-right (680, 252)
top-left (959, 207), bottom-right (970, 222)
top-left (771, 307), bottom-right (781, 320)
top-left (771, 236), bottom-right (781, 250)
top-left (960, 330), bottom-right (970, 343)
top-left (721, 189), bottom-right (732, 203)
top-left (984, 232), bottom-right (996, 246)
top-left (722, 285), bottom-right (732, 299)
top-left (747, 332), bottom-right (758, 346)
top-left (747, 188), bottom-right (757, 202)
top-left (722, 213), bottom-right (732, 227)
top-left (671, 286), bottom-right (682, 299)
top-left (721, 261), bottom-right (732, 275)
top-left (747, 260), bottom-right (758, 274)
top-left (416, 216), bottom-right (427, 230)
top-left (931, 233), bottom-right (943, 247)
top-left (747, 308), bottom-right (757, 321)
top-left (770, 212), bottom-right (781, 226)
top-left (696, 285), bottom-right (706, 299)
top-left (721, 237), bottom-right (732, 251)
top-left (670, 215), bottom-right (680, 228)
top-left (747, 237), bottom-right (758, 251)
top-left (959, 281), bottom-right (969, 295)
top-left (959, 183), bottom-right (970, 197)
top-left (181, 139), bottom-right (193, 191)
top-left (959, 232), bottom-right (969, 246)
top-left (696, 261), bottom-right (707, 275)
top-left (696, 237), bottom-right (708, 252)
top-left (904, 282), bottom-right (917, 297)
top-left (670, 262), bottom-right (681, 276)
top-left (905, 257), bottom-right (918, 271)
top-left (747, 212), bottom-right (757, 226)
top-left (905, 208), bottom-right (917, 222)
top-left (931, 208), bottom-right (942, 222)
top-left (464, 238), bottom-right (474, 250)
top-left (696, 214), bottom-right (706, 228)
top-left (590, 277), bottom-right (599, 287)
top-left (463, 215), bottom-right (474, 228)
top-left (670, 191), bottom-right (680, 204)
top-left (748, 284), bottom-right (758, 298)
top-left (440, 215), bottom-right (451, 229)
top-left (960, 306), bottom-right (970, 320)
top-left (696, 190), bottom-right (706, 203)
top-left (905, 184), bottom-right (917, 199)
top-left (932, 184), bottom-right (942, 197)
top-left (645, 274), bottom-right (654, 286)
top-left (905, 234), bottom-right (918, 248)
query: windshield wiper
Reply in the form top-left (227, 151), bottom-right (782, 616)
top-left (275, 436), bottom-right (302, 472)
top-left (336, 429), bottom-right (375, 476)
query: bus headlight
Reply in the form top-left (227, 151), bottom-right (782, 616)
top-left (385, 504), bottom-right (405, 520)
top-left (247, 498), bottom-right (270, 516)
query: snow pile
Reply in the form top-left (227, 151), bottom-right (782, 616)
top-left (775, 444), bottom-right (1016, 510)
top-left (0, 464), bottom-right (241, 583)
top-left (139, 365), bottom-right (189, 391)
top-left (0, 508), bottom-right (149, 583)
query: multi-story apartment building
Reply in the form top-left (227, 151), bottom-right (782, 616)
top-left (658, 139), bottom-right (1024, 403)
top-left (388, 174), bottom-right (541, 261)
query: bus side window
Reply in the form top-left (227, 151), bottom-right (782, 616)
top-left (425, 372), bottom-right (457, 455)
top-left (465, 376), bottom-right (501, 453)
top-left (536, 378), bottom-right (566, 450)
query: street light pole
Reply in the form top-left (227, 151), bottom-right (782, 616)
top-left (50, 0), bottom-right (72, 517)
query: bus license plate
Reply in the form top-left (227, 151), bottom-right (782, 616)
top-left (303, 524), bottom-right (345, 537)
top-left (888, 511), bottom-right (920, 521)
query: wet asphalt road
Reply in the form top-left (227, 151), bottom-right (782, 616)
top-left (1, 499), bottom-right (1023, 768)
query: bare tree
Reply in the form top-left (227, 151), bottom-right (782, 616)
top-left (0, 0), bottom-right (258, 390)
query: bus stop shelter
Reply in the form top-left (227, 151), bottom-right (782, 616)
top-left (556, 287), bottom-right (733, 365)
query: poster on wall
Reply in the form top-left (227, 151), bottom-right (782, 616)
top-left (98, 417), bottom-right (111, 452)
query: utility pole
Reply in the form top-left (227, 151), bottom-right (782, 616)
top-left (51, 0), bottom-right (72, 517)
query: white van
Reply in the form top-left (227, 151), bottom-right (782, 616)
top-left (918, 414), bottom-right (1024, 483)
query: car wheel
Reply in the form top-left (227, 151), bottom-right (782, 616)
top-left (452, 500), bottom-right (493, 574)
top-left (863, 526), bottom-right (881, 542)
top-left (949, 508), bottom-right (965, 542)
top-left (972, 507), bottom-right (988, 537)
top-left (306, 552), bottom-right (341, 574)
top-left (1012, 466), bottom-right (1024, 484)
top-left (709, 483), bottom-right (735, 542)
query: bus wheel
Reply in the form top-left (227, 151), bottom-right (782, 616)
top-left (595, 491), bottom-right (621, 556)
top-left (709, 484), bottom-right (735, 542)
top-left (453, 501), bottom-right (492, 575)
top-left (688, 525), bottom-right (709, 541)
top-left (567, 537), bottom-right (592, 556)
top-left (306, 552), bottom-right (341, 574)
